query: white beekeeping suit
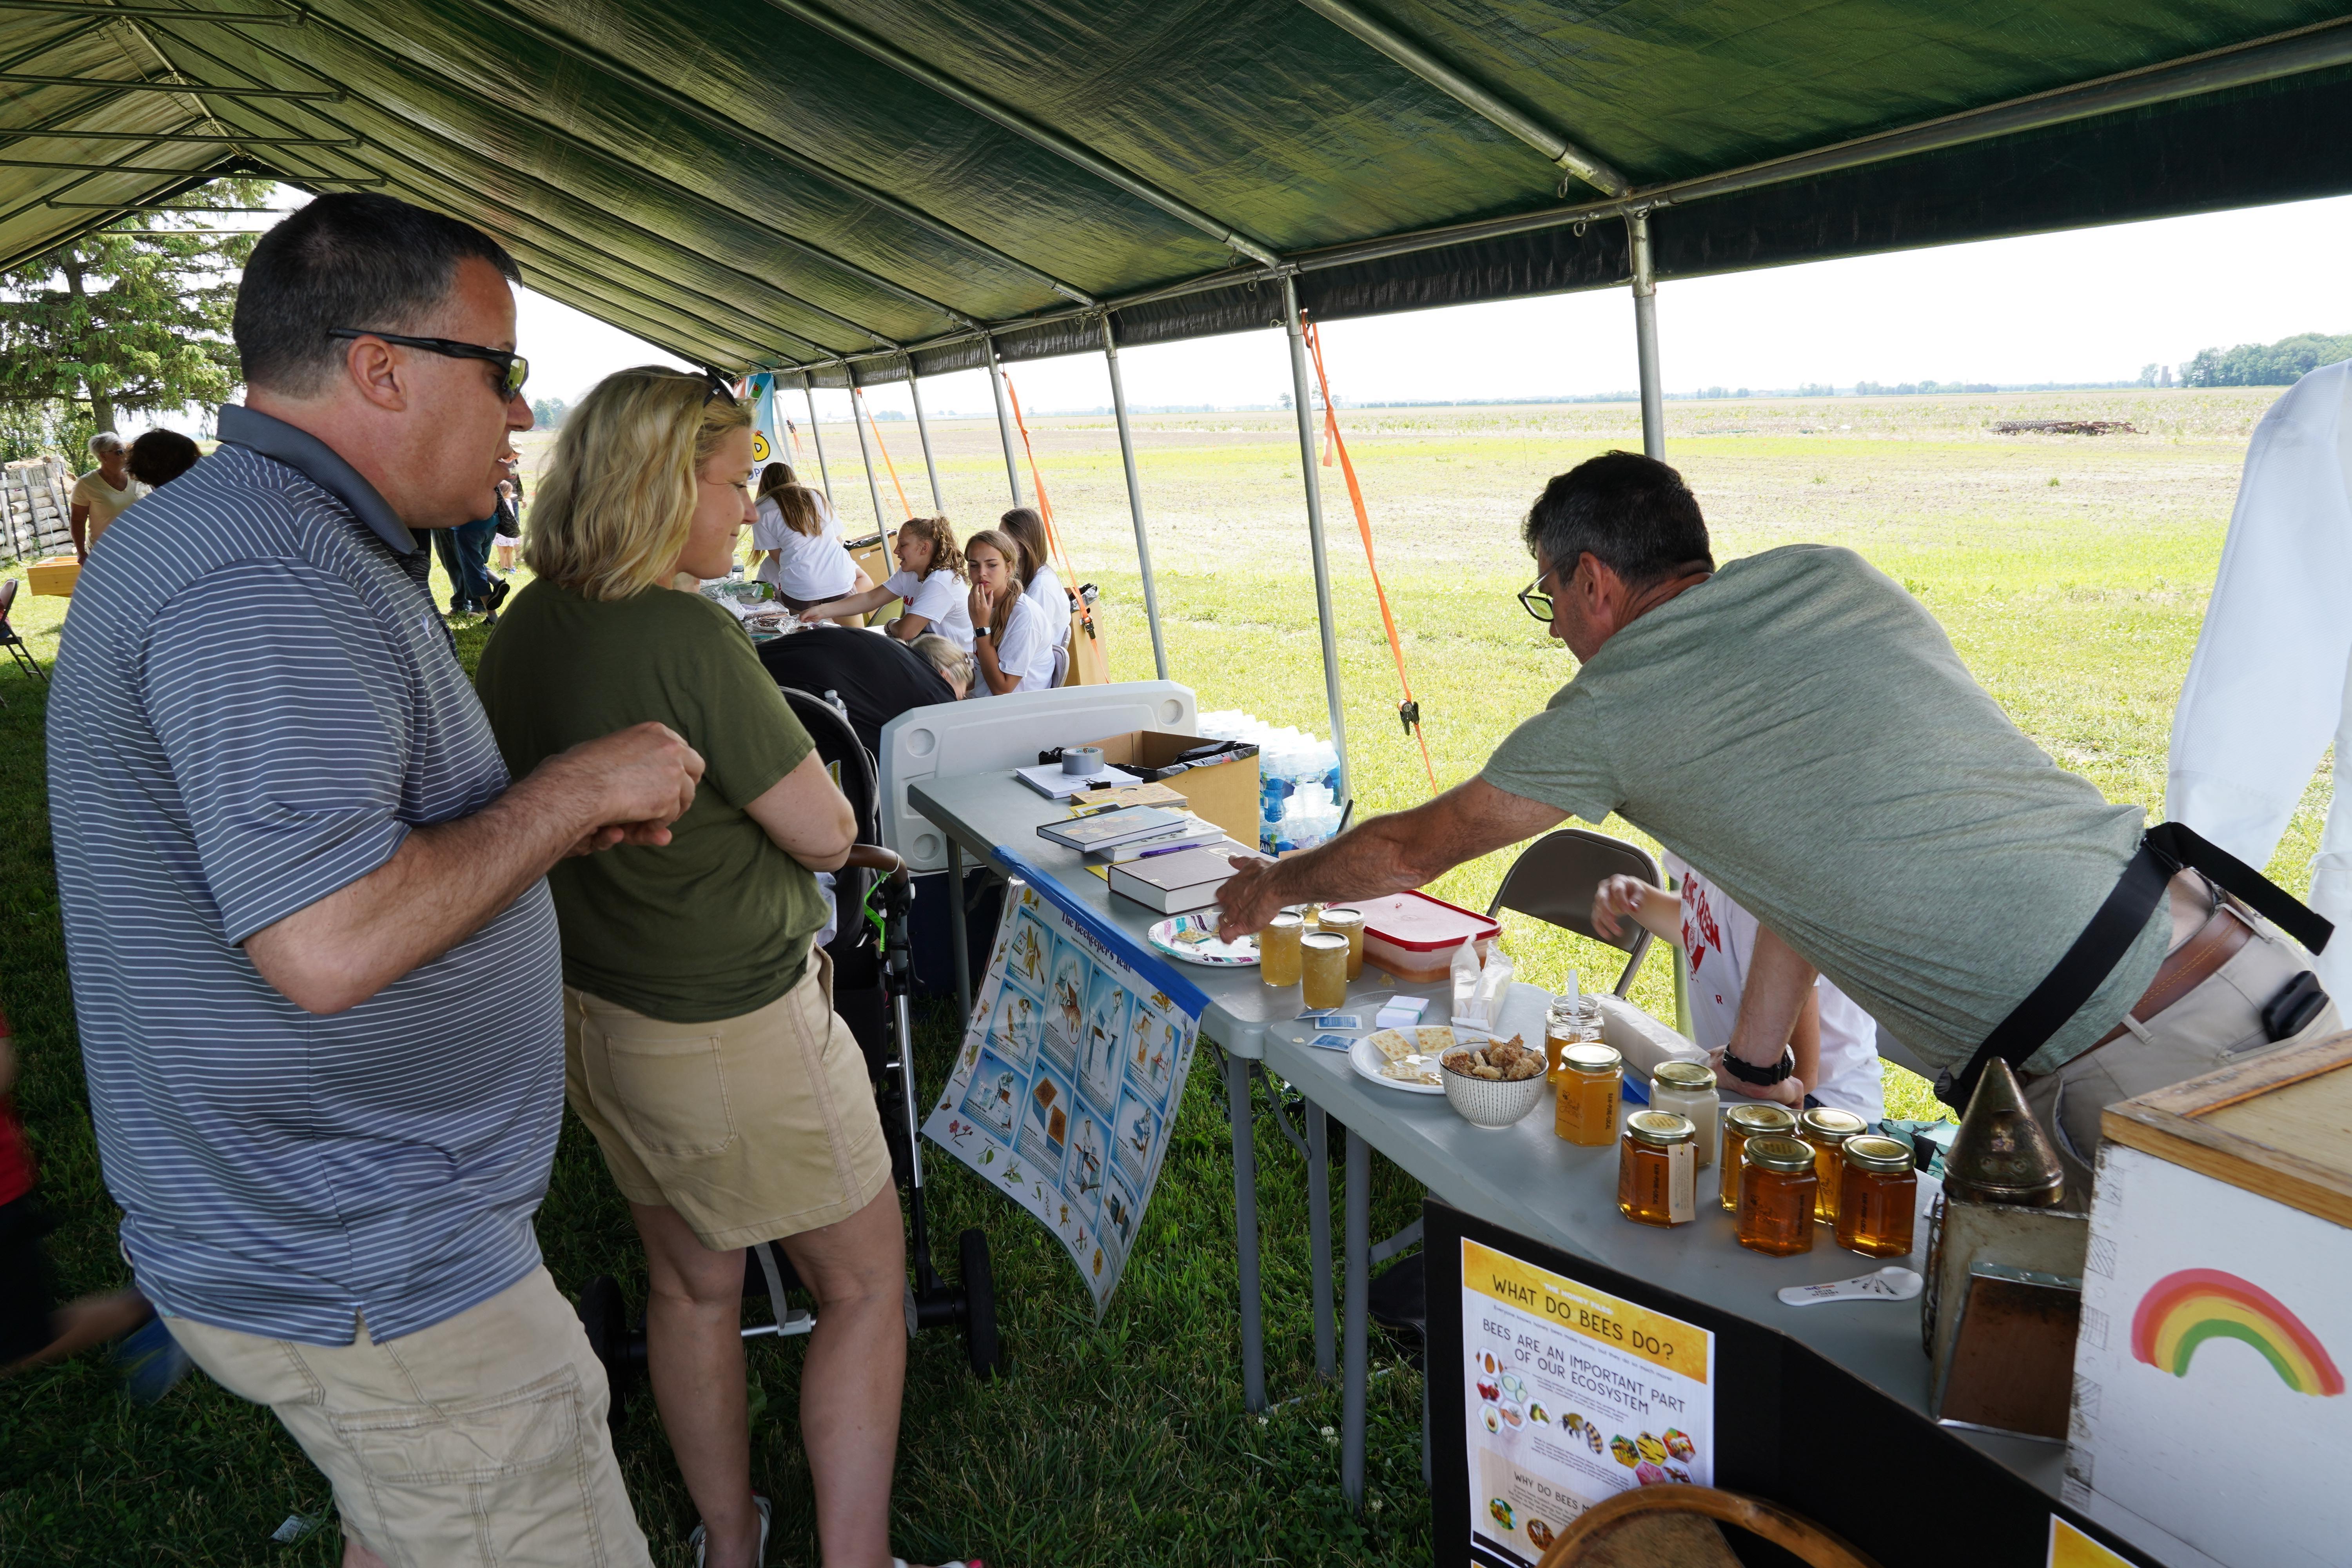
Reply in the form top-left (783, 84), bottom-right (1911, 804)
top-left (2168, 359), bottom-right (2352, 1002)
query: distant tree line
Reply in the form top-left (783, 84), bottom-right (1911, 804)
top-left (1852, 379), bottom-right (1999, 396)
top-left (2180, 331), bottom-right (2352, 387)
top-left (531, 396), bottom-right (569, 429)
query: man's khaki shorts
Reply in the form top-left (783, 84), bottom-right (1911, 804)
top-left (565, 949), bottom-right (893, 1250)
top-left (163, 1267), bottom-right (650, 1568)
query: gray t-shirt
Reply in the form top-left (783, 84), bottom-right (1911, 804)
top-left (1482, 544), bottom-right (2165, 1076)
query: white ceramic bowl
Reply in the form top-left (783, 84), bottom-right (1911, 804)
top-left (1439, 1050), bottom-right (1548, 1129)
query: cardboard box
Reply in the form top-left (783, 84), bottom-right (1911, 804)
top-left (844, 532), bottom-right (898, 619)
top-left (1082, 730), bottom-right (1259, 848)
top-left (27, 557), bottom-right (78, 597)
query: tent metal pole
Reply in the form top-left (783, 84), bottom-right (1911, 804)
top-left (1629, 209), bottom-right (1664, 460)
top-left (1102, 314), bottom-right (1169, 682)
top-left (849, 385), bottom-right (889, 532)
top-left (802, 383), bottom-right (835, 498)
top-left (1281, 275), bottom-right (1351, 804)
top-left (984, 336), bottom-right (1024, 507)
top-left (907, 371), bottom-right (943, 513)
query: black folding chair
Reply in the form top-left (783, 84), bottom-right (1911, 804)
top-left (1486, 827), bottom-right (1666, 996)
top-left (0, 579), bottom-right (42, 684)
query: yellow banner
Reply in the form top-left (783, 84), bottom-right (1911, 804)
top-left (1464, 1239), bottom-right (1710, 1383)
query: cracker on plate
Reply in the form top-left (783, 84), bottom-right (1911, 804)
top-left (1415, 1025), bottom-right (1456, 1055)
top-left (1367, 1028), bottom-right (1415, 1063)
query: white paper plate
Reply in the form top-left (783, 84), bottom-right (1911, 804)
top-left (1147, 914), bottom-right (1259, 967)
top-left (1350, 1027), bottom-right (1450, 1094)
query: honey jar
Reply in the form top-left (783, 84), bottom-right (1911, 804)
top-left (1317, 906), bottom-right (1366, 980)
top-left (1648, 1060), bottom-right (1719, 1169)
top-left (1734, 1135), bottom-right (1818, 1256)
top-left (1553, 1043), bottom-right (1622, 1147)
top-left (1835, 1135), bottom-right (1918, 1258)
top-left (1259, 912), bottom-right (1303, 987)
top-left (1300, 931), bottom-right (1350, 1011)
top-left (1798, 1107), bottom-right (1869, 1224)
top-left (1618, 1111), bottom-right (1697, 1227)
top-left (1719, 1103), bottom-right (1797, 1212)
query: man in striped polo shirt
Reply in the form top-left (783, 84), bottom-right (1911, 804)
top-left (47, 195), bottom-right (696, 1567)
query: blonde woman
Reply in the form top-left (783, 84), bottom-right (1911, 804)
top-left (748, 461), bottom-right (868, 614)
top-left (962, 528), bottom-right (1056, 695)
top-left (69, 431), bottom-right (147, 560)
top-left (802, 513), bottom-right (972, 650)
top-left (476, 369), bottom-right (968, 1568)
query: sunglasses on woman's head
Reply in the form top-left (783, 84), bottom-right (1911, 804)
top-left (326, 328), bottom-right (528, 399)
top-left (700, 368), bottom-right (738, 407)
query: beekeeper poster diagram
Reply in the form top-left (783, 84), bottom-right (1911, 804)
top-left (1461, 1238), bottom-right (1716, 1566)
top-left (924, 862), bottom-right (1206, 1314)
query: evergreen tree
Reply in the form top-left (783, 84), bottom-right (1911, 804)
top-left (0, 178), bottom-right (272, 461)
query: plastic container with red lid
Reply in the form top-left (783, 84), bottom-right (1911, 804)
top-left (1334, 891), bottom-right (1501, 984)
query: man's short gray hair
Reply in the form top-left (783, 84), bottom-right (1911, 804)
top-left (87, 431), bottom-right (126, 457)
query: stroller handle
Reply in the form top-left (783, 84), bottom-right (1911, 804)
top-left (842, 842), bottom-right (909, 885)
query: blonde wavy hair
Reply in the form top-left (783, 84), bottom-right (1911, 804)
top-left (963, 527), bottom-right (1029, 639)
top-left (897, 514), bottom-right (965, 583)
top-left (525, 367), bottom-right (754, 600)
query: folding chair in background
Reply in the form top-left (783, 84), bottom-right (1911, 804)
top-left (0, 579), bottom-right (42, 687)
top-left (1486, 826), bottom-right (1667, 997)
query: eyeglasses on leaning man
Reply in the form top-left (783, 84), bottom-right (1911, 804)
top-left (1517, 577), bottom-right (1555, 622)
top-left (325, 327), bottom-right (529, 400)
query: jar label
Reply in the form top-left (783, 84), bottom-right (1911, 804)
top-left (1667, 1141), bottom-right (1694, 1223)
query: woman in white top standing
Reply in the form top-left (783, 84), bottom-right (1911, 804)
top-left (962, 528), bottom-right (1056, 695)
top-left (69, 432), bottom-right (148, 561)
top-left (998, 506), bottom-right (1071, 655)
top-left (749, 463), bottom-right (869, 619)
top-left (802, 513), bottom-right (973, 650)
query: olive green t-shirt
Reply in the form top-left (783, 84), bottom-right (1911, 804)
top-left (476, 580), bottom-right (822, 1024)
top-left (1481, 544), bottom-right (2167, 1077)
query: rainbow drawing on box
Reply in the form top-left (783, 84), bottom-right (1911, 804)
top-left (2131, 1269), bottom-right (2343, 1396)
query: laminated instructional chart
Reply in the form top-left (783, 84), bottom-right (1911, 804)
top-left (1461, 1239), bottom-right (1715, 1567)
top-left (922, 862), bottom-right (1203, 1314)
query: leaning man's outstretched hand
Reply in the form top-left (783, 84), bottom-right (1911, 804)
top-left (1215, 855), bottom-right (1284, 940)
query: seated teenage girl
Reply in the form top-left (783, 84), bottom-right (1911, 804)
top-left (750, 463), bottom-right (869, 619)
top-left (999, 506), bottom-right (1071, 654)
top-left (962, 528), bottom-right (1056, 695)
top-left (802, 514), bottom-right (972, 650)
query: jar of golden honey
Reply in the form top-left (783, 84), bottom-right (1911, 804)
top-left (1553, 1042), bottom-right (1621, 1147)
top-left (1617, 1111), bottom-right (1698, 1227)
top-left (1317, 907), bottom-right (1366, 980)
top-left (1835, 1135), bottom-right (1918, 1258)
top-left (1259, 912), bottom-right (1304, 987)
top-left (1798, 1106), bottom-right (1868, 1225)
top-left (1734, 1136), bottom-right (1818, 1256)
top-left (1719, 1103), bottom-right (1797, 1213)
top-left (1648, 1060), bottom-right (1719, 1169)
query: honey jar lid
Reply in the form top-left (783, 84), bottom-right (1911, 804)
top-left (1652, 1060), bottom-right (1714, 1093)
top-left (1301, 931), bottom-right (1348, 951)
top-left (1317, 906), bottom-right (1364, 926)
top-left (1740, 1135), bottom-right (1816, 1173)
top-left (1625, 1110), bottom-right (1695, 1145)
top-left (1799, 1107), bottom-right (1868, 1143)
top-left (1266, 911), bottom-right (1303, 930)
top-left (1842, 1134), bottom-right (1914, 1174)
top-left (1563, 1043), bottom-right (1621, 1074)
top-left (1723, 1103), bottom-right (1797, 1134)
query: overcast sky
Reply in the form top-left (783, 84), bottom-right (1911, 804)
top-left (501, 191), bottom-right (2352, 420)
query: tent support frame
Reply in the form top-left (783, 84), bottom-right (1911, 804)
top-left (849, 385), bottom-right (889, 533)
top-left (907, 370), bottom-right (943, 514)
top-left (1282, 274), bottom-right (1350, 805)
top-left (802, 383), bottom-right (835, 499)
top-left (1101, 314), bottom-right (1168, 682)
top-left (984, 336), bottom-right (1024, 508)
top-left (1629, 209), bottom-right (1663, 459)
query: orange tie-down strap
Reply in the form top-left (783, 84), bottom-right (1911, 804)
top-left (1005, 376), bottom-right (1100, 650)
top-left (1302, 314), bottom-right (1438, 796)
top-left (855, 388), bottom-right (913, 519)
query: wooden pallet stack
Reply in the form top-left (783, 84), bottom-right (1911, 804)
top-left (2, 456), bottom-right (76, 563)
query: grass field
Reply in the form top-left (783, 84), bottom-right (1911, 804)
top-left (0, 385), bottom-right (2330, 1565)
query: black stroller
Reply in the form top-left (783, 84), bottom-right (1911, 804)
top-left (575, 685), bottom-right (1000, 1414)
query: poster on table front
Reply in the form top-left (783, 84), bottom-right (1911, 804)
top-left (1460, 1238), bottom-right (1716, 1565)
top-left (922, 867), bottom-right (1203, 1315)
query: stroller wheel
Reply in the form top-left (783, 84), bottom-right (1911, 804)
top-left (957, 1228), bottom-right (1000, 1381)
top-left (576, 1274), bottom-right (637, 1427)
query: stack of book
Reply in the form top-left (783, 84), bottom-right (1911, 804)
top-left (1035, 806), bottom-right (1253, 912)
top-left (1103, 844), bottom-right (1252, 915)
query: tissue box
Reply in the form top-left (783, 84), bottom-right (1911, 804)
top-left (1375, 995), bottom-right (1430, 1031)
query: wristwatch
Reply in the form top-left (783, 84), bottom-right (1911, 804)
top-left (974, 625), bottom-right (991, 638)
top-left (1720, 1045), bottom-right (1796, 1086)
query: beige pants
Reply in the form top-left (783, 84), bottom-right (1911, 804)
top-left (163, 1267), bottom-right (650, 1568)
top-left (2026, 904), bottom-right (2341, 1205)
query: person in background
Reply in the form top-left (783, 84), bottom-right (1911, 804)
top-left (126, 429), bottom-right (202, 490)
top-left (909, 632), bottom-right (973, 701)
top-left (47, 192), bottom-right (692, 1568)
top-left (478, 367), bottom-right (967, 1568)
top-left (493, 470), bottom-right (523, 574)
top-left (69, 432), bottom-right (147, 561)
top-left (803, 513), bottom-right (972, 650)
top-left (433, 491), bottom-right (505, 622)
top-left (757, 623), bottom-right (958, 757)
top-left (751, 462), bottom-right (869, 618)
top-left (998, 506), bottom-right (1071, 656)
top-left (1592, 858), bottom-right (1886, 1119)
top-left (962, 528), bottom-right (1054, 695)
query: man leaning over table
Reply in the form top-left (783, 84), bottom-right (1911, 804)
top-left (1216, 450), bottom-right (2338, 1204)
top-left (45, 193), bottom-right (699, 1568)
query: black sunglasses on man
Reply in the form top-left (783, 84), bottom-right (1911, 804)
top-left (326, 328), bottom-right (529, 400)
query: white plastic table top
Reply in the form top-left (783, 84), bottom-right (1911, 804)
top-left (907, 769), bottom-right (1310, 1060)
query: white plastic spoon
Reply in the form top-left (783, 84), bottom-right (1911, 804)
top-left (1777, 1265), bottom-right (1924, 1307)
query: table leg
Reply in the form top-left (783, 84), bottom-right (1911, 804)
top-left (946, 838), bottom-right (972, 1025)
top-left (1308, 1102), bottom-right (1334, 1381)
top-left (1342, 1127), bottom-right (1369, 1509)
top-left (1227, 1050), bottom-right (1266, 1412)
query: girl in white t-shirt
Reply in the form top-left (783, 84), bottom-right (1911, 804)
top-left (802, 513), bottom-right (973, 650)
top-left (999, 506), bottom-right (1071, 653)
top-left (962, 528), bottom-right (1056, 695)
top-left (748, 464), bottom-right (867, 612)
top-left (1591, 854), bottom-right (1886, 1120)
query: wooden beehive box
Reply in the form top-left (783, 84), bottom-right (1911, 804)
top-left (2065, 1030), bottom-right (2352, 1568)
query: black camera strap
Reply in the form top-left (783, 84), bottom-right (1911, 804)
top-left (1935, 822), bottom-right (2333, 1110)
